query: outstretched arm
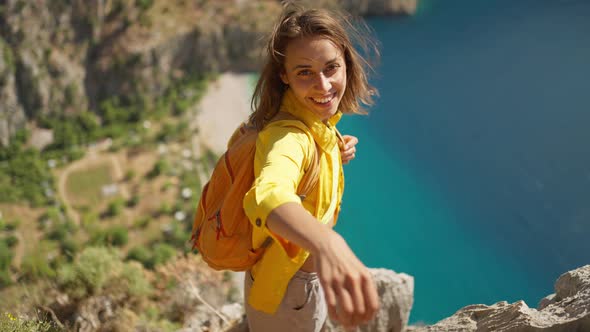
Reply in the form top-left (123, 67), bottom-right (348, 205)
top-left (266, 202), bottom-right (379, 329)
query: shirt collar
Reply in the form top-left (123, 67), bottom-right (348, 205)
top-left (279, 89), bottom-right (342, 152)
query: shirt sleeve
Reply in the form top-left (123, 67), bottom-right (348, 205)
top-left (243, 124), bottom-right (311, 236)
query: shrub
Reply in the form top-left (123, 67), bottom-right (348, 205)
top-left (106, 198), bottom-right (125, 217)
top-left (89, 229), bottom-right (108, 246)
top-left (147, 159), bottom-right (169, 178)
top-left (126, 245), bottom-right (152, 268)
top-left (3, 235), bottom-right (18, 248)
top-left (40, 207), bottom-right (63, 224)
top-left (120, 262), bottom-right (152, 297)
top-left (46, 220), bottom-right (77, 242)
top-left (151, 243), bottom-right (175, 267)
top-left (89, 227), bottom-right (127, 247)
top-left (4, 220), bottom-right (19, 231)
top-left (108, 226), bottom-right (128, 247)
top-left (133, 216), bottom-right (150, 229)
top-left (60, 238), bottom-right (79, 259)
top-left (46, 224), bottom-right (67, 242)
top-left (127, 194), bottom-right (140, 207)
top-left (57, 247), bottom-right (152, 299)
top-left (60, 247), bottom-right (119, 295)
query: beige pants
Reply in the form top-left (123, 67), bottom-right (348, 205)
top-left (244, 269), bottom-right (327, 332)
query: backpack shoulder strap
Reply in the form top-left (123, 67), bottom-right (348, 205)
top-left (268, 112), bottom-right (320, 199)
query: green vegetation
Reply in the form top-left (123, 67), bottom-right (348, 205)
top-left (99, 96), bottom-right (144, 127)
top-left (162, 221), bottom-right (190, 250)
top-left (0, 312), bottom-right (54, 332)
top-left (0, 42), bottom-right (219, 330)
top-left (125, 169), bottom-right (136, 181)
top-left (45, 217), bottom-right (77, 243)
top-left (20, 241), bottom-right (57, 281)
top-left (154, 74), bottom-right (210, 119)
top-left (89, 226), bottom-right (129, 247)
top-left (0, 241), bottom-right (13, 287)
top-left (0, 130), bottom-right (54, 206)
top-left (156, 121), bottom-right (190, 143)
top-left (135, 0), bottom-right (154, 11)
top-left (105, 198), bottom-right (126, 218)
top-left (44, 112), bottom-right (100, 151)
top-left (57, 247), bottom-right (151, 298)
top-left (151, 243), bottom-right (176, 267)
top-left (126, 243), bottom-right (176, 269)
top-left (127, 194), bottom-right (140, 207)
top-left (133, 216), bottom-right (150, 229)
top-left (157, 202), bottom-right (173, 216)
top-left (147, 159), bottom-right (170, 178)
top-left (3, 235), bottom-right (18, 248)
top-left (126, 245), bottom-right (152, 267)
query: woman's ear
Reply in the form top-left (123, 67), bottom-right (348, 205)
top-left (280, 71), bottom-right (289, 85)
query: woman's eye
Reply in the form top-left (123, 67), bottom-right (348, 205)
top-left (325, 64), bottom-right (340, 73)
top-left (297, 70), bottom-right (313, 76)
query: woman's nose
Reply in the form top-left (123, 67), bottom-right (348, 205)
top-left (315, 73), bottom-right (332, 92)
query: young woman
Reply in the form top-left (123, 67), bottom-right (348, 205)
top-left (243, 5), bottom-right (380, 331)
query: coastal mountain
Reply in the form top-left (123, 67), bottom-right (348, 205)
top-left (0, 0), bottom-right (417, 146)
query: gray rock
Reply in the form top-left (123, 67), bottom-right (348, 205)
top-left (538, 293), bottom-right (555, 310)
top-left (0, 37), bottom-right (26, 146)
top-left (407, 265), bottom-right (590, 332)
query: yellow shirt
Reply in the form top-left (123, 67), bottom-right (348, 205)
top-left (243, 89), bottom-right (345, 313)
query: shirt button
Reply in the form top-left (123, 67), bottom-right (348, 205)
top-left (255, 218), bottom-right (262, 227)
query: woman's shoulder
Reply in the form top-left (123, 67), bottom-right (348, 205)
top-left (258, 120), bottom-right (315, 152)
top-left (261, 119), bottom-right (312, 140)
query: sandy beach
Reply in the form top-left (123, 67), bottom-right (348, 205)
top-left (194, 72), bottom-right (253, 156)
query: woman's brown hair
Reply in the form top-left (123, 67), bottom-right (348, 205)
top-left (249, 4), bottom-right (380, 130)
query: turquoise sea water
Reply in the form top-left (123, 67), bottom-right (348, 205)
top-left (335, 0), bottom-right (590, 324)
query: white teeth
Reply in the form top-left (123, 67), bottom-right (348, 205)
top-left (311, 95), bottom-right (333, 104)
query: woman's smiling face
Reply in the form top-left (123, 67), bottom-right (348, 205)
top-left (280, 36), bottom-right (347, 122)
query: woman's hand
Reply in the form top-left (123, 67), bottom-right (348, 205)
top-left (340, 135), bottom-right (358, 165)
top-left (266, 203), bottom-right (379, 329)
top-left (313, 232), bottom-right (379, 329)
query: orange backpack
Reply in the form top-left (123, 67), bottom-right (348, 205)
top-left (190, 113), bottom-right (320, 271)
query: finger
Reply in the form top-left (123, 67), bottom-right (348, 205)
top-left (324, 283), bottom-right (339, 322)
top-left (335, 284), bottom-right (355, 328)
top-left (344, 135), bottom-right (359, 147)
top-left (361, 273), bottom-right (380, 322)
top-left (348, 274), bottom-right (366, 326)
top-left (343, 147), bottom-right (356, 158)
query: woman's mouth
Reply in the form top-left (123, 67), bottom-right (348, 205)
top-left (309, 93), bottom-right (336, 106)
